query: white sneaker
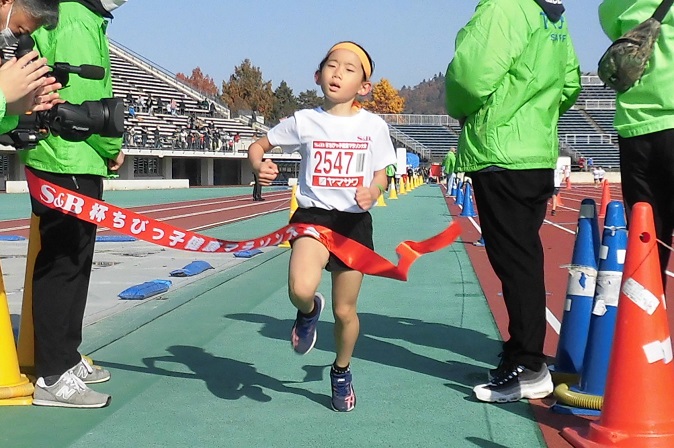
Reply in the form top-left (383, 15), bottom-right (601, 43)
top-left (33, 371), bottom-right (111, 408)
top-left (70, 357), bottom-right (111, 384)
top-left (473, 364), bottom-right (553, 403)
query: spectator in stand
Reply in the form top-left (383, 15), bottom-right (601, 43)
top-left (209, 100), bottom-right (216, 117)
top-left (578, 156), bottom-right (585, 172)
top-left (587, 156), bottom-right (594, 172)
top-left (140, 127), bottom-right (147, 147)
top-left (228, 134), bottom-right (235, 152)
top-left (179, 99), bottom-right (186, 115)
top-left (126, 126), bottom-right (136, 147)
top-left (153, 126), bottom-right (161, 148)
top-left (224, 132), bottom-right (233, 152)
top-left (155, 97), bottom-right (163, 115)
top-left (169, 98), bottom-right (178, 116)
top-left (128, 104), bottom-right (136, 119)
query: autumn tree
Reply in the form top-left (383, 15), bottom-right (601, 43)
top-left (362, 78), bottom-right (405, 114)
top-left (400, 73), bottom-right (446, 114)
top-left (267, 81), bottom-right (299, 125)
top-left (220, 59), bottom-right (274, 118)
top-left (297, 89), bottom-right (323, 110)
top-left (176, 67), bottom-right (219, 97)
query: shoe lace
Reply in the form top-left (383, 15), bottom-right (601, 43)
top-left (332, 373), bottom-right (352, 397)
top-left (63, 371), bottom-right (87, 393)
top-left (490, 365), bottom-right (524, 386)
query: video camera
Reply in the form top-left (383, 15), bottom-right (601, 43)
top-left (0, 34), bottom-right (125, 149)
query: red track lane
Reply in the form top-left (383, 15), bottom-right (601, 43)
top-left (0, 190), bottom-right (292, 238)
top-left (448, 183), bottom-right (674, 448)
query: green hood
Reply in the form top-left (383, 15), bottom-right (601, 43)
top-left (446, 0), bottom-right (581, 172)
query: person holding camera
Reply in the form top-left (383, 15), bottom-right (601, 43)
top-left (0, 0), bottom-right (60, 128)
top-left (19, 0), bottom-right (129, 409)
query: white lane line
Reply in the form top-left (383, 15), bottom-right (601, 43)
top-left (464, 213), bottom-right (568, 335)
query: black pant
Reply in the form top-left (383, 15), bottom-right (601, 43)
top-left (252, 174), bottom-right (262, 200)
top-left (619, 129), bottom-right (674, 288)
top-left (470, 169), bottom-right (553, 370)
top-left (28, 168), bottom-right (102, 379)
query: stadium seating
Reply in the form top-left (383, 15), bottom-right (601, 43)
top-left (109, 42), bottom-right (257, 151)
top-left (390, 75), bottom-right (620, 169)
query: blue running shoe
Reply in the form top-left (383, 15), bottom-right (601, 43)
top-left (330, 368), bottom-right (356, 412)
top-left (290, 293), bottom-right (325, 355)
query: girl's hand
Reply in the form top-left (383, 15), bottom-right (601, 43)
top-left (355, 185), bottom-right (376, 210)
top-left (256, 159), bottom-right (279, 185)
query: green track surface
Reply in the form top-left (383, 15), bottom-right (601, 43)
top-left (0, 185), bottom-right (547, 448)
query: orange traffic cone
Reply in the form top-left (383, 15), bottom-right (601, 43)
top-left (278, 184), bottom-right (298, 248)
top-left (557, 191), bottom-right (564, 207)
top-left (563, 202), bottom-right (674, 447)
top-left (598, 180), bottom-right (611, 219)
top-left (566, 176), bottom-right (572, 190)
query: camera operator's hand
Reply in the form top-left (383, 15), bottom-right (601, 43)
top-left (108, 151), bottom-right (125, 171)
top-left (30, 76), bottom-right (63, 113)
top-left (0, 51), bottom-right (55, 115)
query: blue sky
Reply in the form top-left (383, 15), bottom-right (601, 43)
top-left (108, 0), bottom-right (608, 94)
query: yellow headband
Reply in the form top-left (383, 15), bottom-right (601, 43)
top-left (327, 42), bottom-right (372, 79)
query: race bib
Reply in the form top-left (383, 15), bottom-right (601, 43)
top-left (311, 141), bottom-right (368, 188)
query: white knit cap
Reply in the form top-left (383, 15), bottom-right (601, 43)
top-left (101, 0), bottom-right (128, 12)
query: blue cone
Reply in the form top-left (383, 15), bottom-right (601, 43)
top-left (553, 201), bottom-right (627, 415)
top-left (454, 181), bottom-right (464, 206)
top-left (460, 182), bottom-right (477, 217)
top-left (551, 199), bottom-right (600, 379)
top-left (450, 177), bottom-right (458, 197)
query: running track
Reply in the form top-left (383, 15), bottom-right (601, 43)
top-left (2, 184), bottom-right (673, 447)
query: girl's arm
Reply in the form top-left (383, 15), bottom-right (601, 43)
top-left (248, 136), bottom-right (279, 185)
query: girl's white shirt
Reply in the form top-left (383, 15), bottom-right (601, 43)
top-left (267, 108), bottom-right (397, 212)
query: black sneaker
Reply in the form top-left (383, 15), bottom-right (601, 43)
top-left (474, 364), bottom-right (553, 403)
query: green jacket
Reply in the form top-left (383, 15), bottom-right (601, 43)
top-left (446, 0), bottom-right (581, 173)
top-left (20, 1), bottom-right (122, 176)
top-left (599, 0), bottom-right (674, 137)
top-left (442, 151), bottom-right (456, 174)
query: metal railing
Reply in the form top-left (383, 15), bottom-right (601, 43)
top-left (378, 114), bottom-right (460, 126)
top-left (564, 133), bottom-right (614, 145)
